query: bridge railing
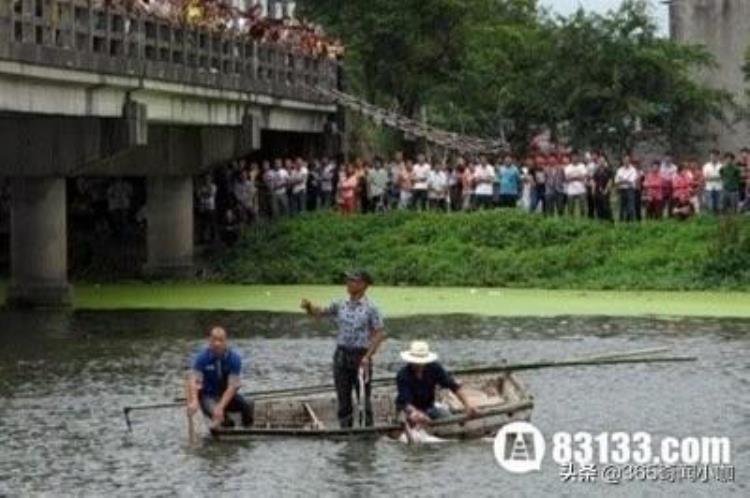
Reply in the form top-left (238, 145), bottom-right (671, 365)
top-left (0, 0), bottom-right (337, 104)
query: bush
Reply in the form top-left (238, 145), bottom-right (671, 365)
top-left (701, 216), bottom-right (750, 288)
top-left (210, 210), bottom-right (750, 291)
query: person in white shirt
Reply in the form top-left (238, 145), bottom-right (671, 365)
top-left (233, 168), bottom-right (256, 224)
top-left (659, 154), bottom-right (678, 216)
top-left (473, 156), bottom-right (495, 209)
top-left (585, 151), bottom-right (599, 218)
top-left (614, 156), bottom-right (638, 222)
top-left (367, 159), bottom-right (388, 212)
top-left (702, 149), bottom-right (723, 214)
top-left (564, 154), bottom-right (588, 217)
top-left (289, 158), bottom-right (309, 215)
top-left (427, 162), bottom-right (449, 211)
top-left (320, 158), bottom-right (336, 208)
top-left (273, 159), bottom-right (289, 217)
top-left (387, 152), bottom-right (404, 210)
top-left (398, 160), bottom-right (414, 210)
top-left (412, 154), bottom-right (431, 211)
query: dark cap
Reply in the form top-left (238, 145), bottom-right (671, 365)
top-left (344, 270), bottom-right (374, 285)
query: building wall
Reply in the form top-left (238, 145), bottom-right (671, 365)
top-left (670, 0), bottom-right (750, 152)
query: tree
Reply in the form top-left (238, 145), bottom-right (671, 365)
top-left (301, 0), bottom-right (731, 156)
top-left (298, 0), bottom-right (473, 118)
top-left (447, 0), bottom-right (733, 154)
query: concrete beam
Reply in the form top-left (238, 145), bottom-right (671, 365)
top-left (0, 111), bottom-right (149, 177)
top-left (6, 177), bottom-right (72, 308)
top-left (83, 120), bottom-right (259, 176)
top-left (0, 60), bottom-right (336, 131)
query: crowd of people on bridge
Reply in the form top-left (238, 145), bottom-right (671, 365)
top-left (191, 146), bottom-right (750, 245)
top-left (103, 1), bottom-right (344, 60)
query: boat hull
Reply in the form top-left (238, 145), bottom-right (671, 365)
top-left (210, 372), bottom-right (534, 441)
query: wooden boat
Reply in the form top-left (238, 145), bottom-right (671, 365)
top-left (210, 371), bottom-right (533, 440)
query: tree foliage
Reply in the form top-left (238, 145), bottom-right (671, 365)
top-left (299, 0), bottom-right (731, 155)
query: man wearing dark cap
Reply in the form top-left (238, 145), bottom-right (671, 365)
top-left (301, 270), bottom-right (386, 428)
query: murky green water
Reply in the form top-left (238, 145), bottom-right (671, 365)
top-left (0, 311), bottom-right (747, 496)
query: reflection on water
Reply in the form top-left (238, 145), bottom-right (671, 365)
top-left (0, 311), bottom-right (747, 496)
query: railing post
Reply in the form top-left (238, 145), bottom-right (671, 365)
top-left (251, 40), bottom-right (258, 81)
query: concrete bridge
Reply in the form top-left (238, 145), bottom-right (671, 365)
top-left (670, 0), bottom-right (750, 152)
top-left (0, 0), bottom-right (338, 307)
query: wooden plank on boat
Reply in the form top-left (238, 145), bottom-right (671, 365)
top-left (304, 402), bottom-right (325, 430)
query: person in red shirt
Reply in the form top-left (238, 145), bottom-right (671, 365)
top-left (643, 161), bottom-right (664, 220)
top-left (671, 164), bottom-right (695, 220)
top-left (339, 164), bottom-right (359, 214)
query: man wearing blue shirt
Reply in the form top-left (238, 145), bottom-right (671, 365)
top-left (301, 270), bottom-right (386, 428)
top-left (186, 326), bottom-right (254, 428)
top-left (497, 155), bottom-right (521, 208)
top-left (396, 341), bottom-right (477, 427)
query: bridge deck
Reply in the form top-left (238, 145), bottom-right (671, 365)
top-left (0, 0), bottom-right (336, 105)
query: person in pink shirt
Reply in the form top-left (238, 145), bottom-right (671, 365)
top-left (671, 164), bottom-right (695, 220)
top-left (643, 161), bottom-right (664, 220)
top-left (339, 164), bottom-right (359, 214)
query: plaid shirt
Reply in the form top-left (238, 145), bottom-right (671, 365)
top-left (326, 296), bottom-right (384, 350)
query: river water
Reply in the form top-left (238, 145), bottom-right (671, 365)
top-left (0, 311), bottom-right (747, 497)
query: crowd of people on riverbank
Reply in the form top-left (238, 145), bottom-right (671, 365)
top-left (0, 147), bottom-right (747, 252)
top-left (193, 147), bottom-right (750, 243)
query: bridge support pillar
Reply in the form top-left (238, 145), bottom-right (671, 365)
top-left (143, 175), bottom-right (194, 278)
top-left (7, 177), bottom-right (72, 307)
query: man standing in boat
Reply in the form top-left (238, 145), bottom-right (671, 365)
top-left (396, 341), bottom-right (478, 426)
top-left (301, 270), bottom-right (386, 428)
top-left (186, 326), bottom-right (254, 428)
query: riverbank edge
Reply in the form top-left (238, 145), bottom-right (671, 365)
top-left (1, 283), bottom-right (748, 318)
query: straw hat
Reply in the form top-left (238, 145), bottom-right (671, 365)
top-left (400, 341), bottom-right (438, 365)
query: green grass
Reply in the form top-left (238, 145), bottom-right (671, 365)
top-left (212, 210), bottom-right (750, 291)
top-left (3, 210), bottom-right (748, 317)
top-left (1, 283), bottom-right (748, 317)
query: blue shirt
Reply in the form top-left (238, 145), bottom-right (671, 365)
top-left (498, 165), bottom-right (521, 195)
top-left (326, 296), bottom-right (384, 350)
top-left (191, 347), bottom-right (243, 397)
top-left (395, 362), bottom-right (460, 412)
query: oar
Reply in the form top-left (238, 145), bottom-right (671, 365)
top-left (186, 384), bottom-right (197, 446)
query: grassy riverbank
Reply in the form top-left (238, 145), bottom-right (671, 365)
top-left (213, 210), bottom-right (750, 291)
top-left (1, 283), bottom-right (748, 317)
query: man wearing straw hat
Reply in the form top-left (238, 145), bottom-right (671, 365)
top-left (396, 341), bottom-right (478, 426)
top-left (301, 270), bottom-right (386, 428)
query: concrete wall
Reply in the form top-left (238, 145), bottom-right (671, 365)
top-left (671, 0), bottom-right (750, 152)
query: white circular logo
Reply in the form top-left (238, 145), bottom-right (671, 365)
top-left (493, 421), bottom-right (546, 473)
